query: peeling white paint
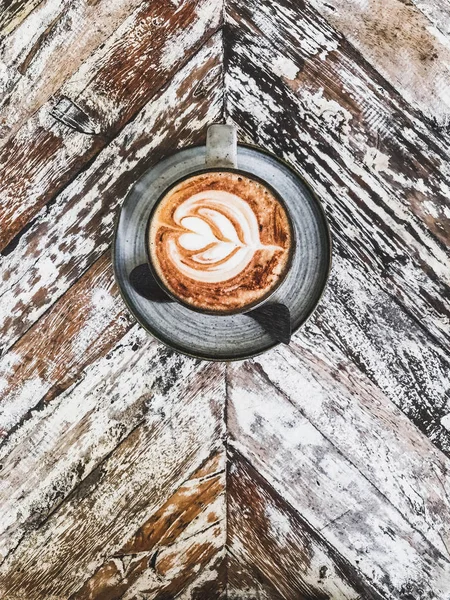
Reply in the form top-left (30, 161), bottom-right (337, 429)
top-left (271, 55), bottom-right (299, 80)
top-left (0, 34), bottom-right (223, 357)
top-left (363, 147), bottom-right (390, 173)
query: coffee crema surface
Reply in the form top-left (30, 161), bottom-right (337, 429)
top-left (148, 171), bottom-right (292, 312)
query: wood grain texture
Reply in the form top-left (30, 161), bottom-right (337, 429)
top-left (70, 452), bottom-right (225, 600)
top-left (0, 32), bottom-right (222, 356)
top-left (225, 0), bottom-right (450, 352)
top-left (0, 0), bottom-right (143, 150)
top-left (1, 0), bottom-right (450, 597)
top-left (227, 361), bottom-right (450, 598)
top-left (0, 0), bottom-right (44, 35)
top-left (311, 254), bottom-right (450, 456)
top-left (0, 357), bottom-right (225, 599)
top-left (246, 335), bottom-right (450, 557)
top-left (228, 448), bottom-right (384, 599)
top-left (0, 253), bottom-right (133, 438)
top-left (308, 0), bottom-right (450, 123)
top-left (408, 0), bottom-right (450, 39)
top-left (227, 554), bottom-right (285, 600)
top-left (0, 0), bottom-right (172, 141)
top-left (225, 0), bottom-right (450, 463)
top-left (0, 0), bottom-right (221, 251)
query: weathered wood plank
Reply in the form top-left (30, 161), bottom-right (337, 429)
top-left (225, 1), bottom-right (450, 350)
top-left (310, 253), bottom-right (450, 457)
top-left (226, 8), bottom-right (450, 454)
top-left (307, 0), bottom-right (450, 124)
top-left (175, 552), bottom-right (226, 600)
top-left (0, 0), bottom-right (43, 35)
top-left (226, 7), bottom-right (450, 455)
top-left (227, 554), bottom-right (285, 600)
top-left (0, 253), bottom-right (133, 438)
top-left (227, 361), bottom-right (450, 598)
top-left (0, 327), bottom-right (157, 561)
top-left (230, 0), bottom-right (450, 248)
top-left (407, 0), bottom-right (450, 40)
top-left (0, 33), bottom-right (222, 356)
top-left (246, 322), bottom-right (450, 557)
top-left (0, 0), bottom-right (192, 145)
top-left (228, 448), bottom-right (384, 600)
top-left (0, 0), bottom-right (221, 251)
top-left (0, 354), bottom-right (225, 599)
top-left (0, 0), bottom-right (164, 141)
top-left (70, 452), bottom-right (225, 600)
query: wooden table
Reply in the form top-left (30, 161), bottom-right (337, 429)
top-left (1, 0), bottom-right (449, 598)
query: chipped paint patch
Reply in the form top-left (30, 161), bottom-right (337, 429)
top-left (271, 55), bottom-right (299, 80)
top-left (363, 147), bottom-right (390, 173)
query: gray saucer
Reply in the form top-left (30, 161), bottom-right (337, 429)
top-left (113, 144), bottom-right (331, 360)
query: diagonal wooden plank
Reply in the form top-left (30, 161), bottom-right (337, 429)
top-left (228, 0), bottom-right (450, 248)
top-left (306, 0), bottom-right (450, 123)
top-left (225, 10), bottom-right (450, 457)
top-left (246, 332), bottom-right (450, 557)
top-left (227, 553), bottom-right (285, 600)
top-left (0, 253), bottom-right (133, 439)
top-left (0, 0), bottom-right (144, 141)
top-left (0, 0), bottom-right (221, 251)
top-left (227, 361), bottom-right (450, 598)
top-left (310, 253), bottom-right (450, 456)
top-left (407, 0), bottom-right (450, 40)
top-left (174, 551), bottom-right (226, 600)
top-left (228, 448), bottom-right (385, 600)
top-left (0, 354), bottom-right (225, 599)
top-left (0, 32), bottom-right (222, 356)
top-left (0, 327), bottom-right (178, 562)
top-left (225, 0), bottom-right (450, 350)
top-left (0, 0), bottom-right (44, 35)
top-left (70, 452), bottom-right (225, 600)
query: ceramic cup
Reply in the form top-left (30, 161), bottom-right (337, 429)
top-left (145, 124), bottom-right (295, 316)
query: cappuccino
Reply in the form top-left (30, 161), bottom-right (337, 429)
top-left (148, 171), bottom-right (292, 313)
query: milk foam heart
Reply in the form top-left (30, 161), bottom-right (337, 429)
top-left (149, 171), bottom-right (292, 313)
top-left (164, 190), bottom-right (281, 284)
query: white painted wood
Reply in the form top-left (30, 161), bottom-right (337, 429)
top-left (0, 33), bottom-right (222, 357)
top-left (227, 362), bottom-right (450, 598)
top-left (0, 346), bottom-right (225, 598)
top-left (0, 0), bottom-right (222, 251)
top-left (0, 0), bottom-right (163, 144)
top-left (308, 0), bottom-right (450, 124)
top-left (0, 256), bottom-right (133, 437)
top-left (225, 9), bottom-right (450, 350)
top-left (250, 324), bottom-right (450, 557)
top-left (228, 453), bottom-right (380, 599)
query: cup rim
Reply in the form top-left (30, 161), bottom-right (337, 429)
top-left (145, 166), bottom-right (297, 316)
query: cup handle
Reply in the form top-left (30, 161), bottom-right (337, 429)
top-left (205, 124), bottom-right (237, 168)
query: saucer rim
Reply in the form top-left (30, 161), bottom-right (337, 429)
top-left (112, 142), bottom-right (332, 361)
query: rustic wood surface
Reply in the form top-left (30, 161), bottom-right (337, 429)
top-left (0, 0), bottom-right (449, 598)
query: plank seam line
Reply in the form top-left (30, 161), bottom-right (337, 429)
top-left (227, 447), bottom-right (388, 600)
top-left (226, 1), bottom-right (450, 144)
top-left (0, 412), bottom-right (142, 568)
top-left (0, 0), bottom-right (46, 37)
top-left (67, 449), bottom-right (225, 599)
top-left (0, 246), bottom-right (114, 364)
top-left (249, 360), bottom-right (450, 564)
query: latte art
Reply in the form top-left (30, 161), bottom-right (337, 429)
top-left (149, 171), bottom-right (292, 313)
top-left (168, 190), bottom-right (281, 284)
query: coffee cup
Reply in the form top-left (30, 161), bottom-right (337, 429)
top-left (145, 124), bottom-right (295, 316)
